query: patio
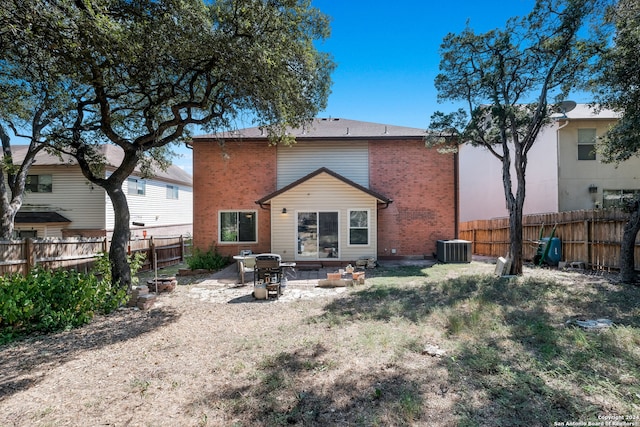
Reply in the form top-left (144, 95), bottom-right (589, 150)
top-left (171, 258), bottom-right (437, 304)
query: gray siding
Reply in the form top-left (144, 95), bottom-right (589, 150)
top-left (277, 141), bottom-right (369, 188)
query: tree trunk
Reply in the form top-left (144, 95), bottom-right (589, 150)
top-left (0, 127), bottom-right (16, 240)
top-left (105, 184), bottom-right (132, 291)
top-left (619, 199), bottom-right (640, 284)
top-left (508, 202), bottom-right (524, 275)
top-left (500, 139), bottom-right (526, 276)
top-left (0, 202), bottom-right (16, 240)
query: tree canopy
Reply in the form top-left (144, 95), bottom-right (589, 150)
top-left (1, 0), bottom-right (335, 288)
top-left (591, 0), bottom-right (640, 283)
top-left (429, 0), bottom-right (607, 275)
top-left (593, 0), bottom-right (640, 163)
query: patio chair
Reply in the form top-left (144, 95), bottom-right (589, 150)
top-left (239, 256), bottom-right (256, 285)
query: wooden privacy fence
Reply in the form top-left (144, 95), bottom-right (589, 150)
top-left (460, 208), bottom-right (640, 271)
top-left (0, 235), bottom-right (191, 276)
top-left (128, 236), bottom-right (191, 272)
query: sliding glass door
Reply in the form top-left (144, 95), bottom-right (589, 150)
top-left (297, 211), bottom-right (339, 259)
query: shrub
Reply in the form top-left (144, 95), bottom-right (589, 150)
top-left (0, 252), bottom-right (143, 344)
top-left (186, 246), bottom-right (230, 271)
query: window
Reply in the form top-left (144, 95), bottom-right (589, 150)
top-left (349, 209), bottom-right (369, 245)
top-left (297, 211), bottom-right (339, 259)
top-left (577, 128), bottom-right (596, 160)
top-left (25, 175), bottom-right (52, 193)
top-left (15, 230), bottom-right (37, 239)
top-left (603, 189), bottom-right (640, 208)
top-left (166, 185), bottom-right (179, 199)
top-left (219, 211), bottom-right (257, 243)
top-left (128, 178), bottom-right (146, 195)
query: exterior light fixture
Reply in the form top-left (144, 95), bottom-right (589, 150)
top-left (282, 208), bottom-right (287, 214)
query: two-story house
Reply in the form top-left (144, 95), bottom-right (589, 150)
top-left (459, 104), bottom-right (638, 221)
top-left (191, 118), bottom-right (458, 264)
top-left (12, 145), bottom-right (193, 239)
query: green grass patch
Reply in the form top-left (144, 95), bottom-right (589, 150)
top-left (308, 262), bottom-right (640, 425)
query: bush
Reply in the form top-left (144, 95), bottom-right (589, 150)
top-left (0, 252), bottom-right (143, 344)
top-left (186, 246), bottom-right (230, 271)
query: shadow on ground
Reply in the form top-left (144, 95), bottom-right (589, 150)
top-left (0, 306), bottom-right (179, 400)
top-left (189, 343), bottom-right (425, 426)
top-left (304, 268), bottom-right (640, 426)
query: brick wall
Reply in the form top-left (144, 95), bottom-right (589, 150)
top-left (369, 140), bottom-right (457, 258)
top-left (193, 138), bottom-right (457, 260)
top-left (193, 140), bottom-right (277, 257)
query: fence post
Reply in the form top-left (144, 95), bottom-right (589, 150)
top-left (149, 236), bottom-right (155, 271)
top-left (472, 229), bottom-right (476, 254)
top-left (179, 235), bottom-right (184, 262)
top-left (25, 238), bottom-right (36, 273)
top-left (584, 219), bottom-right (591, 269)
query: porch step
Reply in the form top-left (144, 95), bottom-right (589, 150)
top-left (296, 263), bottom-right (323, 271)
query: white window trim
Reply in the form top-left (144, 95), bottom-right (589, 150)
top-left (347, 208), bottom-right (371, 247)
top-left (127, 177), bottom-right (146, 196)
top-left (577, 128), bottom-right (597, 161)
top-left (218, 210), bottom-right (258, 244)
top-left (26, 174), bottom-right (53, 193)
top-left (603, 189), bottom-right (640, 208)
top-left (295, 210), bottom-right (341, 260)
top-left (166, 184), bottom-right (179, 200)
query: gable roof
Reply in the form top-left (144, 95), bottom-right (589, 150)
top-left (194, 118), bottom-right (431, 142)
top-left (255, 167), bottom-right (392, 206)
top-left (9, 145), bottom-right (192, 186)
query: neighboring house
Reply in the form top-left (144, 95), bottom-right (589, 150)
top-left (11, 145), bottom-right (193, 239)
top-left (459, 104), bottom-right (639, 221)
top-left (191, 118), bottom-right (458, 263)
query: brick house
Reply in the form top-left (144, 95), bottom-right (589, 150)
top-left (191, 118), bottom-right (458, 264)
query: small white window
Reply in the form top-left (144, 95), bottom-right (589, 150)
top-left (166, 185), bottom-right (179, 199)
top-left (577, 128), bottom-right (596, 160)
top-left (348, 209), bottom-right (369, 245)
top-left (603, 189), bottom-right (640, 208)
top-left (128, 178), bottom-right (146, 196)
top-left (26, 175), bottom-right (52, 193)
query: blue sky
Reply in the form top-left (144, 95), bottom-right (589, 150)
top-left (175, 0), bottom-right (590, 174)
top-left (310, 0), bottom-right (535, 128)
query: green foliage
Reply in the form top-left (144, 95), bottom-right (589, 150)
top-left (1, 0), bottom-right (335, 286)
top-left (0, 269), bottom-right (110, 343)
top-left (592, 0), bottom-right (640, 164)
top-left (186, 247), bottom-right (230, 271)
top-left (0, 252), bottom-right (144, 344)
top-left (590, 0), bottom-right (640, 283)
top-left (92, 251), bottom-right (144, 309)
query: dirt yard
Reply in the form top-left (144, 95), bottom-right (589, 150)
top-left (0, 261), bottom-right (637, 426)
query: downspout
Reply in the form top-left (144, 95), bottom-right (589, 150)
top-left (556, 118), bottom-right (569, 211)
top-left (454, 150), bottom-right (460, 238)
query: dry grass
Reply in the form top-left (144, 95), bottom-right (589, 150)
top-left (1, 261), bottom-right (639, 426)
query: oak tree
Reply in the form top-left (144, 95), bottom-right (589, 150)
top-left (3, 0), bottom-right (334, 289)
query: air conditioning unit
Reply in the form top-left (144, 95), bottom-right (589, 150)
top-left (436, 239), bottom-right (472, 263)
